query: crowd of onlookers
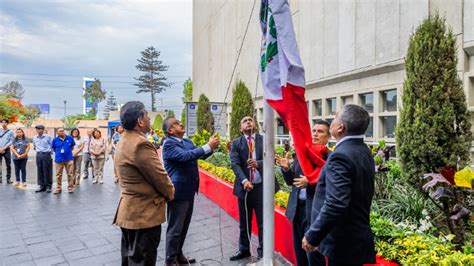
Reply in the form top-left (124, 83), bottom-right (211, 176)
top-left (0, 118), bottom-right (133, 193)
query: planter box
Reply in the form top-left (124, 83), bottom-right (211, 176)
top-left (199, 169), bottom-right (397, 266)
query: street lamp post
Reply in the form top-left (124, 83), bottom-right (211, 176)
top-left (63, 100), bottom-right (67, 121)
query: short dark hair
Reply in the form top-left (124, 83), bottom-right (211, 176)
top-left (313, 119), bottom-right (330, 129)
top-left (339, 104), bottom-right (370, 135)
top-left (162, 116), bottom-right (174, 137)
top-left (1, 118), bottom-right (9, 123)
top-left (120, 101), bottom-right (146, 130)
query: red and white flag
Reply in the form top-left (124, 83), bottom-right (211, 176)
top-left (260, 0), bottom-right (325, 184)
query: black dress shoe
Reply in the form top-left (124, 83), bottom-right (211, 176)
top-left (6, 180), bottom-right (13, 184)
top-left (46, 187), bottom-right (52, 193)
top-left (177, 255), bottom-right (196, 264)
top-left (256, 255), bottom-right (262, 261)
top-left (35, 187), bottom-right (46, 193)
top-left (229, 251), bottom-right (251, 261)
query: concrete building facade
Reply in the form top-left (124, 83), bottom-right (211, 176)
top-left (193, 0), bottom-right (474, 144)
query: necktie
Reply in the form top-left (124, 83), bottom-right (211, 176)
top-left (247, 135), bottom-right (254, 183)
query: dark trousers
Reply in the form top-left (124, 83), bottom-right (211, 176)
top-left (121, 225), bottom-right (161, 266)
top-left (293, 199), bottom-right (308, 266)
top-left (306, 184), bottom-right (326, 266)
top-left (237, 183), bottom-right (263, 257)
top-left (36, 152), bottom-right (53, 189)
top-left (13, 159), bottom-right (27, 183)
top-left (0, 149), bottom-right (11, 181)
top-left (166, 199), bottom-right (194, 264)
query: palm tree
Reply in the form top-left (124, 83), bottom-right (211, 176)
top-left (61, 116), bottom-right (79, 129)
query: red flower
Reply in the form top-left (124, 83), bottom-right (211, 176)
top-left (440, 166), bottom-right (456, 185)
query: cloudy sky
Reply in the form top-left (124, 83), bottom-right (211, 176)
top-left (0, 0), bottom-right (192, 119)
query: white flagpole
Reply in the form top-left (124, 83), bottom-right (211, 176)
top-left (263, 101), bottom-right (275, 265)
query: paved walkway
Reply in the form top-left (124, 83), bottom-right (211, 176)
top-left (0, 159), bottom-right (290, 266)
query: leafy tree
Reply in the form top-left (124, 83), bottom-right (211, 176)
top-left (396, 15), bottom-right (472, 244)
top-left (181, 78), bottom-right (192, 126)
top-left (61, 116), bottom-right (79, 129)
top-left (134, 46), bottom-right (170, 111)
top-left (230, 81), bottom-right (255, 140)
top-left (20, 106), bottom-right (40, 127)
top-left (1, 81), bottom-right (25, 100)
top-left (0, 96), bottom-right (25, 122)
top-left (103, 92), bottom-right (118, 119)
top-left (84, 79), bottom-right (106, 116)
top-left (196, 94), bottom-right (214, 134)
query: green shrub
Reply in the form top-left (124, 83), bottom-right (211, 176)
top-left (196, 94), bottom-right (214, 134)
top-left (191, 130), bottom-right (211, 147)
top-left (397, 14), bottom-right (471, 184)
top-left (229, 81), bottom-right (255, 140)
top-left (207, 152), bottom-right (231, 168)
top-left (275, 166), bottom-right (291, 193)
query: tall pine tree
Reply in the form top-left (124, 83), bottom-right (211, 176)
top-left (103, 92), bottom-right (118, 119)
top-left (230, 81), bottom-right (255, 140)
top-left (134, 46), bottom-right (170, 111)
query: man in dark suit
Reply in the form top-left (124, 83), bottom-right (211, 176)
top-left (276, 120), bottom-right (330, 266)
top-left (162, 117), bottom-right (220, 266)
top-left (229, 116), bottom-right (280, 261)
top-left (303, 104), bottom-right (376, 266)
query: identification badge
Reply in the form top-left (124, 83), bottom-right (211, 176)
top-left (61, 148), bottom-right (65, 154)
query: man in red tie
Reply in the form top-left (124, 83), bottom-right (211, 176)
top-left (229, 116), bottom-right (280, 262)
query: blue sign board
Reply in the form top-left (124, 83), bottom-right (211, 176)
top-left (84, 80), bottom-right (98, 113)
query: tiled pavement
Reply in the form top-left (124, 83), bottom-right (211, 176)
top-left (0, 159), bottom-right (290, 266)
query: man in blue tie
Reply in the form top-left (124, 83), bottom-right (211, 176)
top-left (162, 117), bottom-right (220, 266)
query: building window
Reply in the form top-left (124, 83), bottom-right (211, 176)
top-left (313, 99), bottom-right (322, 116)
top-left (327, 98), bottom-right (337, 115)
top-left (277, 118), bottom-right (289, 135)
top-left (382, 89), bottom-right (397, 112)
top-left (360, 93), bottom-right (374, 113)
top-left (259, 108), bottom-right (263, 119)
top-left (342, 95), bottom-right (353, 105)
top-left (382, 116), bottom-right (397, 138)
top-left (366, 117), bottom-right (373, 138)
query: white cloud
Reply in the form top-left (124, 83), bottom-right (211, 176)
top-left (0, 0), bottom-right (192, 118)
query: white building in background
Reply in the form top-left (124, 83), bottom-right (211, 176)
top-left (193, 0), bottom-right (474, 145)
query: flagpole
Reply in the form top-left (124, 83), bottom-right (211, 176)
top-left (263, 101), bottom-right (275, 265)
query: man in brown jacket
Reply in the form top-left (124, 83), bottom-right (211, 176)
top-left (113, 101), bottom-right (175, 265)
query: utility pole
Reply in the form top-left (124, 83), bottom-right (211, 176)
top-left (63, 100), bottom-right (67, 121)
